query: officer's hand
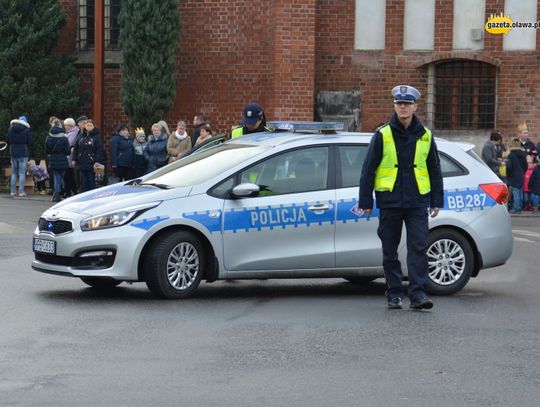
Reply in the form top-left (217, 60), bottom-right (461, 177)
top-left (363, 209), bottom-right (372, 216)
top-left (430, 207), bottom-right (440, 218)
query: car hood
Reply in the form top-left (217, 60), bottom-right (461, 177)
top-left (51, 183), bottom-right (193, 215)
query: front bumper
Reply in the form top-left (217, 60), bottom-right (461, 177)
top-left (31, 215), bottom-right (147, 281)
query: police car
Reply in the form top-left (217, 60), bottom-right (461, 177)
top-left (32, 122), bottom-right (513, 299)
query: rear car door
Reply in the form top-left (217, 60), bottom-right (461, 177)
top-left (334, 144), bottom-right (383, 267)
top-left (221, 146), bottom-right (336, 271)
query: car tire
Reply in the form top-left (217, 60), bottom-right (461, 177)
top-left (80, 277), bottom-right (121, 289)
top-left (144, 231), bottom-right (205, 299)
top-left (425, 229), bottom-right (473, 295)
top-left (344, 277), bottom-right (377, 284)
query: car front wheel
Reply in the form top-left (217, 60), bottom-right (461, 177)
top-left (144, 231), bottom-right (205, 299)
top-left (426, 229), bottom-right (474, 295)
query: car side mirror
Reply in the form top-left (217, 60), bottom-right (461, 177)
top-left (231, 183), bottom-right (260, 198)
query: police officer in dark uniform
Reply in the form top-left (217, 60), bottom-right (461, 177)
top-left (231, 103), bottom-right (272, 138)
top-left (359, 85), bottom-right (444, 310)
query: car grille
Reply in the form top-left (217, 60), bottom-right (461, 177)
top-left (38, 218), bottom-right (73, 235)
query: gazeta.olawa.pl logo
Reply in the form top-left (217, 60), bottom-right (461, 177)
top-left (485, 13), bottom-right (539, 35)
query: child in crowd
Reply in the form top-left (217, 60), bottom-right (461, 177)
top-left (133, 128), bottom-right (148, 177)
top-left (27, 159), bottom-right (49, 194)
top-left (528, 157), bottom-right (540, 211)
top-left (523, 154), bottom-right (535, 210)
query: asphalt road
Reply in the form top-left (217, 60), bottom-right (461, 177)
top-left (1, 195), bottom-right (539, 406)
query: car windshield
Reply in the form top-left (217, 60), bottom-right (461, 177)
top-left (141, 144), bottom-right (270, 187)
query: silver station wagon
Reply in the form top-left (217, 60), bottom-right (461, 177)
top-left (32, 122), bottom-right (513, 299)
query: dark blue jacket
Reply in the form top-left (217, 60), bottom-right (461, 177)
top-left (110, 134), bottom-right (135, 167)
top-left (45, 127), bottom-right (70, 170)
top-left (6, 119), bottom-right (33, 158)
top-left (144, 133), bottom-right (168, 172)
top-left (528, 166), bottom-right (540, 195)
top-left (73, 128), bottom-right (105, 171)
top-left (359, 113), bottom-right (444, 209)
top-left (505, 148), bottom-right (528, 188)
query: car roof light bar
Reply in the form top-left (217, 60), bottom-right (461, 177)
top-left (266, 121), bottom-right (344, 133)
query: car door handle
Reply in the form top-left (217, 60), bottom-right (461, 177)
top-left (307, 204), bottom-right (332, 212)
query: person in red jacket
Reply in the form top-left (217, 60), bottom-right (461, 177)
top-left (523, 154), bottom-right (535, 210)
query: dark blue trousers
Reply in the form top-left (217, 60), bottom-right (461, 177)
top-left (377, 207), bottom-right (429, 301)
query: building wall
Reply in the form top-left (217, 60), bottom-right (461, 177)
top-left (316, 0), bottom-right (540, 145)
top-left (60, 0), bottom-right (540, 147)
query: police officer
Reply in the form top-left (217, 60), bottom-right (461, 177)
top-left (231, 103), bottom-right (272, 139)
top-left (359, 85), bottom-right (443, 310)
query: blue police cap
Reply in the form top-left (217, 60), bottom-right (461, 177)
top-left (242, 103), bottom-right (264, 126)
top-left (392, 85), bottom-right (421, 103)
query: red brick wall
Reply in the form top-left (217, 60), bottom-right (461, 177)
top-left (57, 0), bottom-right (78, 53)
top-left (316, 0), bottom-right (540, 141)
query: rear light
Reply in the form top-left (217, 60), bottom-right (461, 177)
top-left (480, 182), bottom-right (508, 204)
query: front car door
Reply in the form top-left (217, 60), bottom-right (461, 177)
top-left (221, 146), bottom-right (336, 272)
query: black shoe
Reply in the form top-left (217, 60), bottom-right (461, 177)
top-left (409, 296), bottom-right (434, 310)
top-left (387, 297), bottom-right (403, 309)
top-left (51, 193), bottom-right (62, 203)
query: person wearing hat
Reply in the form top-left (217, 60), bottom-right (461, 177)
top-left (231, 103), bottom-right (272, 139)
top-left (6, 115), bottom-right (34, 197)
top-left (359, 85), bottom-right (443, 310)
top-left (506, 137), bottom-right (528, 213)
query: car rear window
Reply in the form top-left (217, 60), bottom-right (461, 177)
top-left (440, 152), bottom-right (467, 177)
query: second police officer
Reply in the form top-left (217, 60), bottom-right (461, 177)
top-left (231, 103), bottom-right (272, 139)
top-left (359, 85), bottom-right (444, 311)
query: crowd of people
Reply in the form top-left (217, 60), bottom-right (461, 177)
top-left (5, 113), bottom-right (217, 201)
top-left (481, 123), bottom-right (540, 213)
top-left (5, 103), bottom-right (270, 202)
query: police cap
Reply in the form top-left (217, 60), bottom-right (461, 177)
top-left (242, 103), bottom-right (264, 126)
top-left (392, 85), bottom-right (421, 103)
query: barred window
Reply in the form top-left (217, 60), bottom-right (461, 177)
top-left (78, 0), bottom-right (121, 51)
top-left (434, 60), bottom-right (496, 130)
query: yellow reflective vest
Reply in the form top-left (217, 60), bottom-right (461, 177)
top-left (231, 125), bottom-right (272, 139)
top-left (374, 124), bottom-right (432, 195)
top-left (231, 127), bottom-right (244, 139)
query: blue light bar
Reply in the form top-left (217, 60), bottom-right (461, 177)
top-left (266, 121), bottom-right (344, 132)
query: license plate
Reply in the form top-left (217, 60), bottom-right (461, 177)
top-left (33, 238), bottom-right (56, 254)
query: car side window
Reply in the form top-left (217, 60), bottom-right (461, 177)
top-left (439, 153), bottom-right (466, 177)
top-left (338, 145), bottom-right (368, 188)
top-left (239, 146), bottom-right (329, 196)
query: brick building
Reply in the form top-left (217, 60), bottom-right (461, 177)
top-left (58, 0), bottom-right (540, 147)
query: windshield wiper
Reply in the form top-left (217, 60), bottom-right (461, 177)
top-left (138, 182), bottom-right (172, 190)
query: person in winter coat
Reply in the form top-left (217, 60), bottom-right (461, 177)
top-left (528, 158), bottom-right (540, 211)
top-left (523, 154), bottom-right (535, 210)
top-left (482, 131), bottom-right (502, 176)
top-left (506, 137), bottom-right (528, 213)
top-left (62, 117), bottom-right (80, 196)
top-left (6, 116), bottom-right (33, 197)
top-left (73, 119), bottom-right (105, 192)
top-left (194, 124), bottom-right (214, 146)
top-left (110, 123), bottom-right (135, 181)
top-left (133, 128), bottom-right (148, 177)
top-left (45, 120), bottom-right (71, 202)
top-left (167, 120), bottom-right (191, 163)
top-left (144, 123), bottom-right (169, 173)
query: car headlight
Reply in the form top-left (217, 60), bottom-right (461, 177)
top-left (80, 202), bottom-right (161, 231)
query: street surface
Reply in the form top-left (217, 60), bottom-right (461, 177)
top-left (1, 194), bottom-right (539, 406)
